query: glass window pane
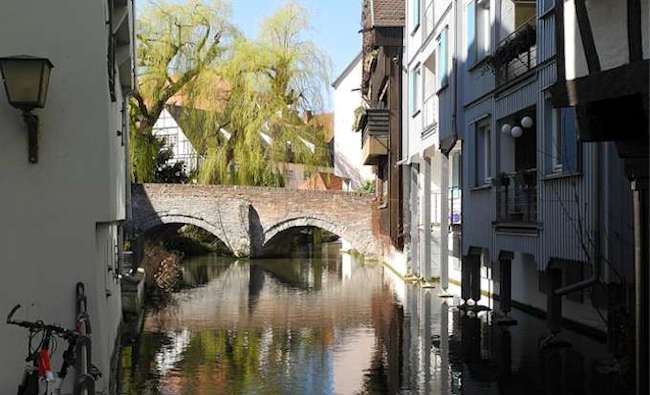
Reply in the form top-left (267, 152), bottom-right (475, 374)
top-left (466, 1), bottom-right (476, 65)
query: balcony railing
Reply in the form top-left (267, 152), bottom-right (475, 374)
top-left (495, 17), bottom-right (537, 86)
top-left (422, 93), bottom-right (438, 136)
top-left (495, 169), bottom-right (538, 224)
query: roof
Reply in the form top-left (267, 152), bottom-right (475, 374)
top-left (368, 0), bottom-right (405, 28)
top-left (332, 52), bottom-right (363, 89)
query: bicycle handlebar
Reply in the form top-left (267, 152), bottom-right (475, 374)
top-left (6, 304), bottom-right (78, 339)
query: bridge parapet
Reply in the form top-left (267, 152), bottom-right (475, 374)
top-left (130, 184), bottom-right (380, 257)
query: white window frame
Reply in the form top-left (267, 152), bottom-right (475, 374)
top-left (411, 0), bottom-right (421, 34)
top-left (411, 64), bottom-right (422, 116)
top-left (467, 0), bottom-right (491, 66)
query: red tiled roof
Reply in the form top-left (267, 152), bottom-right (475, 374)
top-left (369, 0), bottom-right (405, 28)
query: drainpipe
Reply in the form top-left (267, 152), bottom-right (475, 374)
top-left (554, 144), bottom-right (602, 297)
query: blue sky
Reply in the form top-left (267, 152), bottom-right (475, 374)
top-left (231, 0), bottom-right (362, 78)
top-left (139, 0), bottom-right (360, 109)
top-left (231, 0), bottom-right (362, 108)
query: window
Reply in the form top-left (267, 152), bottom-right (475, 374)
top-left (436, 28), bottom-right (448, 88)
top-left (474, 118), bottom-right (492, 186)
top-left (410, 64), bottom-right (422, 116)
top-left (466, 0), bottom-right (491, 66)
top-left (410, 0), bottom-right (421, 33)
top-left (545, 96), bottom-right (579, 173)
top-left (542, 0), bottom-right (554, 14)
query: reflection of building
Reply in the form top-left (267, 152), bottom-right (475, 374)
top-left (0, 0), bottom-right (135, 392)
top-left (549, 3), bottom-right (648, 393)
top-left (402, 0), bottom-right (463, 287)
top-left (332, 52), bottom-right (376, 191)
top-left (361, 0), bottom-right (407, 274)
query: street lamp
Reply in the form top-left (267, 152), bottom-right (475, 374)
top-left (0, 55), bottom-right (54, 163)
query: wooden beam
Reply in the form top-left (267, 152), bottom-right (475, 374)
top-left (627, 0), bottom-right (643, 62)
top-left (574, 0), bottom-right (601, 73)
top-left (115, 44), bottom-right (131, 66)
top-left (550, 60), bottom-right (649, 107)
top-left (554, 0), bottom-right (565, 82)
top-left (112, 4), bottom-right (129, 35)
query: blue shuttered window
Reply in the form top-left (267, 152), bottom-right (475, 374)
top-left (466, 1), bottom-right (476, 65)
top-left (411, 0), bottom-right (421, 32)
top-left (437, 28), bottom-right (448, 88)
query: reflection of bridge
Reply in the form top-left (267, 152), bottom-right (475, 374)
top-left (131, 184), bottom-right (379, 257)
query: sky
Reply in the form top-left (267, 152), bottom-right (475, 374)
top-left (138, 0), bottom-right (360, 110)
top-left (230, 0), bottom-right (362, 109)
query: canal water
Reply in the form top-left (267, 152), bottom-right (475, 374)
top-left (119, 242), bottom-right (626, 394)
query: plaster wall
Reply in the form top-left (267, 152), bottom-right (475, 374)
top-left (333, 56), bottom-right (375, 190)
top-left (0, 1), bottom-right (131, 392)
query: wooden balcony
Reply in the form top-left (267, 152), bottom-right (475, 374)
top-left (361, 109), bottom-right (389, 165)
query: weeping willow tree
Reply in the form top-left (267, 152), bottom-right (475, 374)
top-left (182, 2), bottom-right (333, 186)
top-left (129, 0), bottom-right (233, 182)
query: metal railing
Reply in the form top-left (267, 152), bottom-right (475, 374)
top-left (495, 169), bottom-right (538, 223)
top-left (422, 93), bottom-right (438, 136)
top-left (495, 17), bottom-right (537, 86)
top-left (75, 282), bottom-right (100, 395)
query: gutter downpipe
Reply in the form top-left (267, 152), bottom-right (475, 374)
top-left (554, 144), bottom-right (602, 298)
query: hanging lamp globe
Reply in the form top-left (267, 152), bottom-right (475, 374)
top-left (511, 126), bottom-right (524, 138)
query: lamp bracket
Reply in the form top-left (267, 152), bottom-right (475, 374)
top-left (22, 111), bottom-right (38, 163)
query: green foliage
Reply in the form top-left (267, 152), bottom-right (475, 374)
top-left (358, 180), bottom-right (376, 194)
top-left (130, 0), bottom-right (333, 186)
top-left (130, 0), bottom-right (233, 182)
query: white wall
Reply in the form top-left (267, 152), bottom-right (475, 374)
top-left (152, 108), bottom-right (200, 173)
top-left (0, 1), bottom-right (132, 392)
top-left (333, 55), bottom-right (375, 190)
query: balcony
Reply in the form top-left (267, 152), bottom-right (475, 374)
top-left (361, 109), bottom-right (389, 165)
top-left (495, 169), bottom-right (538, 227)
top-left (494, 17), bottom-right (537, 86)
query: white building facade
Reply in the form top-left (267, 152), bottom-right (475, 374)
top-left (332, 53), bottom-right (376, 191)
top-left (152, 106), bottom-right (201, 174)
top-left (403, 0), bottom-right (462, 289)
top-left (0, 0), bottom-right (135, 392)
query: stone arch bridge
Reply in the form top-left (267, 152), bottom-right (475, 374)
top-left (131, 184), bottom-right (380, 257)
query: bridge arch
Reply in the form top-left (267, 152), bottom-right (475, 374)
top-left (263, 216), bottom-right (364, 254)
top-left (136, 214), bottom-right (239, 256)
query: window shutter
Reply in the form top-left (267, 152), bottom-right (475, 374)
top-left (438, 29), bottom-right (448, 86)
top-left (466, 1), bottom-right (476, 66)
top-left (409, 69), bottom-right (415, 115)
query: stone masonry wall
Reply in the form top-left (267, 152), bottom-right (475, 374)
top-left (131, 184), bottom-right (379, 257)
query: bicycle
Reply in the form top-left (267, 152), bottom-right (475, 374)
top-left (6, 304), bottom-right (99, 395)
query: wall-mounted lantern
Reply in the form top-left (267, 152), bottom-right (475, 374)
top-left (0, 55), bottom-right (54, 163)
top-left (501, 123), bottom-right (512, 135)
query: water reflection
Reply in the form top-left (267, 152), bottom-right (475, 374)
top-left (120, 243), bottom-right (623, 394)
